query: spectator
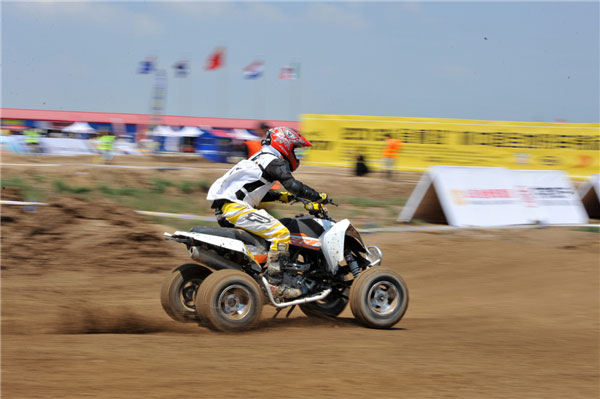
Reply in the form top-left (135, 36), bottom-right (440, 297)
top-left (255, 121), bottom-right (270, 140)
top-left (382, 135), bottom-right (403, 180)
top-left (24, 129), bottom-right (42, 154)
top-left (244, 121), bottom-right (269, 158)
top-left (355, 153), bottom-right (369, 176)
top-left (98, 131), bottom-right (116, 164)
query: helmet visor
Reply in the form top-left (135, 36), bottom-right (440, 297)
top-left (290, 148), bottom-right (300, 171)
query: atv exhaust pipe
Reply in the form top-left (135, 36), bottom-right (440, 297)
top-left (261, 277), bottom-right (332, 308)
top-left (190, 246), bottom-right (244, 271)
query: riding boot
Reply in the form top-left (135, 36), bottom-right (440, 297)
top-left (265, 250), bottom-right (302, 299)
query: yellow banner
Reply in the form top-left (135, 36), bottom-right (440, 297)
top-left (300, 114), bottom-right (600, 179)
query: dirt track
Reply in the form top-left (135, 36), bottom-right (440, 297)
top-left (2, 154), bottom-right (599, 398)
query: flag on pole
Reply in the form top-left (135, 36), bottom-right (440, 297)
top-left (279, 62), bottom-right (300, 80)
top-left (173, 60), bottom-right (189, 77)
top-left (205, 47), bottom-right (225, 70)
top-left (138, 57), bottom-right (156, 74)
top-left (243, 61), bottom-right (264, 79)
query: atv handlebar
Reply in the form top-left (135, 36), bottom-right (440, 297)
top-left (292, 197), bottom-right (337, 219)
top-left (294, 196), bottom-right (337, 206)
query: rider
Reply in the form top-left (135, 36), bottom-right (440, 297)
top-left (207, 127), bottom-right (328, 298)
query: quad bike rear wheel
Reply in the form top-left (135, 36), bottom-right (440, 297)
top-left (349, 267), bottom-right (409, 329)
top-left (161, 263), bottom-right (212, 323)
top-left (195, 269), bottom-right (264, 332)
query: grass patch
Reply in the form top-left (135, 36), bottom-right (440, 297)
top-left (53, 179), bottom-right (92, 194)
top-left (1, 176), bottom-right (47, 201)
top-left (178, 181), bottom-right (195, 194)
top-left (95, 183), bottom-right (206, 214)
top-left (151, 178), bottom-right (176, 193)
top-left (386, 197), bottom-right (407, 206)
top-left (177, 180), bottom-right (211, 194)
top-left (341, 197), bottom-right (407, 208)
top-left (344, 197), bottom-right (385, 207)
top-left (2, 170), bottom-right (410, 229)
top-left (32, 174), bottom-right (48, 183)
top-left (98, 185), bottom-right (144, 196)
top-left (106, 191), bottom-right (202, 215)
top-left (572, 226), bottom-right (600, 233)
top-left (1, 177), bottom-right (25, 187)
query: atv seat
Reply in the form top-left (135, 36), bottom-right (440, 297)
top-left (190, 226), bottom-right (269, 252)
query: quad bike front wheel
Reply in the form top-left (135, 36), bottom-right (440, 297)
top-left (195, 269), bottom-right (264, 332)
top-left (349, 267), bottom-right (409, 329)
top-left (161, 263), bottom-right (212, 323)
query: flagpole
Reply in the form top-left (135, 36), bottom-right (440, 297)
top-left (293, 58), bottom-right (300, 122)
top-left (216, 66), bottom-right (221, 117)
top-left (175, 57), bottom-right (191, 117)
top-left (253, 76), bottom-right (259, 119)
top-left (257, 56), bottom-right (265, 120)
top-left (287, 61), bottom-right (292, 120)
top-left (178, 73), bottom-right (184, 117)
top-left (218, 63), bottom-right (224, 117)
top-left (217, 62), bottom-right (222, 117)
top-left (146, 66), bottom-right (153, 143)
top-left (185, 60), bottom-right (192, 117)
top-left (223, 64), bottom-right (229, 118)
top-left (223, 45), bottom-right (229, 118)
top-left (186, 71), bottom-right (192, 116)
top-left (297, 60), bottom-right (302, 122)
top-left (185, 56), bottom-right (192, 116)
top-left (290, 79), bottom-right (294, 121)
top-left (254, 56), bottom-right (259, 119)
top-left (262, 61), bottom-right (267, 120)
top-left (138, 56), bottom-right (157, 143)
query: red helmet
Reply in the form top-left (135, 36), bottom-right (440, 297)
top-left (263, 127), bottom-right (311, 171)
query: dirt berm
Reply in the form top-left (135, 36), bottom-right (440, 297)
top-left (2, 196), bottom-right (172, 274)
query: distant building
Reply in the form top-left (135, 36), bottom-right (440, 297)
top-left (0, 108), bottom-right (298, 140)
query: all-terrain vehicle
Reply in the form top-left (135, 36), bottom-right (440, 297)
top-left (161, 198), bottom-right (408, 331)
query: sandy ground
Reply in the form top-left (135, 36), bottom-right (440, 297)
top-left (1, 153), bottom-right (599, 398)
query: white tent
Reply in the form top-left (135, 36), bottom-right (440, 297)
top-left (178, 126), bottom-right (205, 137)
top-left (62, 122), bottom-right (96, 134)
top-left (150, 126), bottom-right (181, 152)
top-left (151, 125), bottom-right (177, 137)
top-left (232, 129), bottom-right (260, 141)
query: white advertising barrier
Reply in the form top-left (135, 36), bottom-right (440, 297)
top-left (432, 166), bottom-right (530, 227)
top-left (40, 138), bottom-right (97, 155)
top-left (399, 166), bottom-right (529, 227)
top-left (578, 174), bottom-right (600, 218)
top-left (399, 166), bottom-right (589, 227)
top-left (0, 135), bottom-right (27, 154)
top-left (512, 170), bottom-right (588, 224)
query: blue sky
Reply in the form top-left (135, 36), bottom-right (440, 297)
top-left (2, 1), bottom-right (599, 123)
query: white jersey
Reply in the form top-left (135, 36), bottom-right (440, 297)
top-left (207, 146), bottom-right (280, 208)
